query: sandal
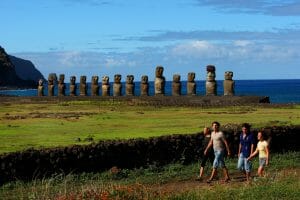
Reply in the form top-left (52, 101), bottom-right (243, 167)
top-left (206, 179), bottom-right (213, 184)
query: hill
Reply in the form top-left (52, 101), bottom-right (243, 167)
top-left (9, 55), bottom-right (44, 82)
top-left (0, 46), bottom-right (44, 88)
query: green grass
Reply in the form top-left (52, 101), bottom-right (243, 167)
top-left (171, 177), bottom-right (300, 200)
top-left (1, 152), bottom-right (299, 199)
top-left (0, 100), bottom-right (300, 154)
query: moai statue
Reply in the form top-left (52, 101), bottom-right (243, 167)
top-left (80, 75), bottom-right (87, 96)
top-left (113, 74), bottom-right (122, 96)
top-left (58, 74), bottom-right (66, 96)
top-left (102, 75), bottom-right (110, 96)
top-left (154, 66), bottom-right (165, 96)
top-left (140, 75), bottom-right (149, 96)
top-left (69, 76), bottom-right (77, 96)
top-left (187, 72), bottom-right (196, 96)
top-left (37, 79), bottom-right (44, 96)
top-left (172, 74), bottom-right (181, 96)
top-left (223, 71), bottom-right (235, 96)
top-left (91, 76), bottom-right (99, 96)
top-left (125, 75), bottom-right (135, 96)
top-left (205, 65), bottom-right (217, 96)
top-left (48, 73), bottom-right (56, 96)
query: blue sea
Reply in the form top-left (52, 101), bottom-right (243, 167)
top-left (1, 79), bottom-right (300, 103)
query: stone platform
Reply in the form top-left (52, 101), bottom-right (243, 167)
top-left (0, 95), bottom-right (270, 107)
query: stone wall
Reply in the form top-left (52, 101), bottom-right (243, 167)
top-left (0, 125), bottom-right (299, 185)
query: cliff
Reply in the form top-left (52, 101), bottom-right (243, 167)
top-left (9, 55), bottom-right (44, 82)
top-left (0, 46), bottom-right (44, 88)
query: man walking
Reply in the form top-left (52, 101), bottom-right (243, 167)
top-left (237, 123), bottom-right (255, 181)
top-left (204, 121), bottom-right (231, 183)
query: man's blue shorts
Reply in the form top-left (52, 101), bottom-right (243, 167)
top-left (237, 153), bottom-right (252, 172)
top-left (213, 150), bottom-right (226, 168)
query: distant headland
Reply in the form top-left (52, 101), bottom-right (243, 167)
top-left (0, 46), bottom-right (44, 89)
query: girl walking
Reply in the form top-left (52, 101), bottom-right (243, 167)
top-left (247, 131), bottom-right (269, 177)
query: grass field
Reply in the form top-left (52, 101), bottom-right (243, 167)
top-left (1, 99), bottom-right (299, 199)
top-left (0, 100), bottom-right (300, 154)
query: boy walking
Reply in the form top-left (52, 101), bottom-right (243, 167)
top-left (237, 123), bottom-right (255, 181)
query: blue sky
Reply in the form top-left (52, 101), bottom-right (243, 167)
top-left (1, 0), bottom-right (300, 80)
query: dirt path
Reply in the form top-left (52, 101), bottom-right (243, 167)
top-left (144, 168), bottom-right (300, 196)
top-left (150, 173), bottom-right (245, 194)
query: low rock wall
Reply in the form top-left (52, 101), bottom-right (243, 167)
top-left (0, 125), bottom-right (299, 185)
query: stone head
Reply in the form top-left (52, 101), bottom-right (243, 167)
top-left (188, 72), bottom-right (195, 82)
top-left (206, 71), bottom-right (216, 82)
top-left (224, 71), bottom-right (233, 80)
top-left (126, 75), bottom-right (134, 84)
top-left (114, 74), bottom-right (122, 83)
top-left (155, 66), bottom-right (164, 78)
top-left (59, 74), bottom-right (65, 84)
top-left (70, 76), bottom-right (76, 84)
top-left (48, 73), bottom-right (57, 83)
top-left (173, 74), bottom-right (180, 82)
top-left (141, 75), bottom-right (148, 84)
top-left (92, 76), bottom-right (99, 84)
top-left (80, 76), bottom-right (87, 84)
top-left (206, 65), bottom-right (216, 81)
top-left (48, 77), bottom-right (54, 85)
top-left (102, 76), bottom-right (109, 84)
top-left (38, 79), bottom-right (44, 86)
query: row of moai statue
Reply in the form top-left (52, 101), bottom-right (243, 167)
top-left (37, 65), bottom-right (234, 96)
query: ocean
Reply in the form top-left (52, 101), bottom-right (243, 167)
top-left (0, 79), bottom-right (299, 104)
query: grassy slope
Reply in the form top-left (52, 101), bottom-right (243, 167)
top-left (0, 100), bottom-right (300, 154)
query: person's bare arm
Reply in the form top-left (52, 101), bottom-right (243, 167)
top-left (247, 148), bottom-right (258, 160)
top-left (223, 138), bottom-right (230, 156)
top-left (204, 138), bottom-right (213, 155)
top-left (265, 144), bottom-right (269, 165)
top-left (250, 144), bottom-right (254, 155)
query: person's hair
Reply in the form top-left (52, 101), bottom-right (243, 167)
top-left (203, 127), bottom-right (211, 135)
top-left (258, 131), bottom-right (266, 140)
top-left (212, 121), bottom-right (220, 126)
top-left (242, 123), bottom-right (251, 130)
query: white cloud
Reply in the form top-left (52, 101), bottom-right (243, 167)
top-left (171, 41), bottom-right (221, 58)
top-left (12, 38), bottom-right (300, 80)
top-left (196, 0), bottom-right (300, 16)
top-left (104, 57), bottom-right (126, 67)
top-left (233, 40), bottom-right (253, 47)
top-left (58, 51), bottom-right (82, 67)
top-left (168, 39), bottom-right (300, 63)
top-left (12, 51), bottom-right (143, 80)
